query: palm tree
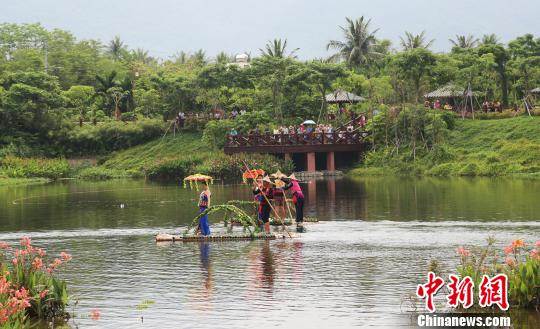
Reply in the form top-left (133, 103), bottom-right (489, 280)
top-left (481, 34), bottom-right (500, 45)
top-left (449, 34), bottom-right (479, 49)
top-left (259, 38), bottom-right (299, 58)
top-left (95, 71), bottom-right (119, 117)
top-left (215, 51), bottom-right (233, 64)
top-left (107, 36), bottom-right (127, 61)
top-left (400, 31), bottom-right (434, 50)
top-left (132, 48), bottom-right (154, 64)
top-left (173, 51), bottom-right (188, 64)
top-left (190, 49), bottom-right (207, 66)
top-left (326, 17), bottom-right (380, 70)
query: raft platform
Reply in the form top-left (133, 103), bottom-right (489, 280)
top-left (155, 232), bottom-right (293, 242)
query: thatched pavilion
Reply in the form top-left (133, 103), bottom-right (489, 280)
top-left (325, 90), bottom-right (365, 106)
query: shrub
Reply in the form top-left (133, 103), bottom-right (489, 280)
top-left (0, 156), bottom-right (70, 179)
top-left (202, 120), bottom-right (236, 149)
top-left (196, 153), bottom-right (294, 179)
top-left (427, 162), bottom-right (459, 176)
top-left (57, 119), bottom-right (165, 155)
top-left (145, 157), bottom-right (205, 180)
top-left (75, 167), bottom-right (141, 180)
top-left (0, 237), bottom-right (72, 326)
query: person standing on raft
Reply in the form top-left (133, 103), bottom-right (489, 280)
top-left (252, 176), bottom-right (274, 234)
top-left (283, 174), bottom-right (305, 233)
top-left (197, 181), bottom-right (211, 236)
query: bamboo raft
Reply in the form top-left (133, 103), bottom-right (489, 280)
top-left (155, 232), bottom-right (289, 242)
top-left (227, 216), bottom-right (319, 226)
top-left (269, 216), bottom-right (319, 226)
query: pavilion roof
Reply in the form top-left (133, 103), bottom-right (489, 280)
top-left (325, 90), bottom-right (365, 104)
top-left (424, 85), bottom-right (468, 99)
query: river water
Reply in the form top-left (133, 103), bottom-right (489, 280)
top-left (0, 177), bottom-right (539, 328)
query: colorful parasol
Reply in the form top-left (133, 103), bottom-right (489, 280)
top-left (183, 174), bottom-right (213, 189)
top-left (242, 169), bottom-right (265, 183)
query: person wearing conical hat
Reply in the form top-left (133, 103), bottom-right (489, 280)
top-left (283, 174), bottom-right (305, 232)
top-left (252, 176), bottom-right (274, 234)
top-left (273, 178), bottom-right (287, 223)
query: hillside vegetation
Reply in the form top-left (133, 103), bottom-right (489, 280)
top-left (352, 116), bottom-right (540, 177)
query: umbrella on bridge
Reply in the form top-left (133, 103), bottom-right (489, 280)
top-left (302, 120), bottom-right (316, 125)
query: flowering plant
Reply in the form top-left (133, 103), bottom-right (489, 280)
top-left (0, 237), bottom-right (71, 327)
top-left (454, 238), bottom-right (540, 309)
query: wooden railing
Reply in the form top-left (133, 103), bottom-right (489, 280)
top-left (225, 131), bottom-right (370, 148)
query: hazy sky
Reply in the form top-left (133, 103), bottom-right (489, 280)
top-left (1, 0), bottom-right (539, 59)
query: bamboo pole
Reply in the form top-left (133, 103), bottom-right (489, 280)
top-left (242, 161), bottom-right (292, 238)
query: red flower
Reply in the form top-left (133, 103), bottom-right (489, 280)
top-left (60, 252), bottom-right (72, 262)
top-left (32, 257), bottom-right (43, 270)
top-left (90, 308), bottom-right (100, 321)
top-left (505, 257), bottom-right (515, 267)
top-left (511, 239), bottom-right (525, 249)
top-left (456, 246), bottom-right (471, 257)
top-left (39, 289), bottom-right (49, 299)
top-left (20, 236), bottom-right (31, 247)
top-left (503, 244), bottom-right (513, 255)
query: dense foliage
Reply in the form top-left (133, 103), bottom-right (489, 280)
top-left (0, 21), bottom-right (538, 180)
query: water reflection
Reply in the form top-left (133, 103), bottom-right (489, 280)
top-left (0, 178), bottom-right (539, 328)
top-left (199, 241), bottom-right (213, 299)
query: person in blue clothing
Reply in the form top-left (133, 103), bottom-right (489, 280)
top-left (197, 181), bottom-right (212, 236)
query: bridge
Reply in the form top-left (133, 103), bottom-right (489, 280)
top-left (224, 131), bottom-right (370, 172)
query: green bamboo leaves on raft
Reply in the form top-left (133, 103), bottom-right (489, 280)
top-left (184, 204), bottom-right (258, 236)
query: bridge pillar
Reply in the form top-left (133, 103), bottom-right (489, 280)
top-left (306, 152), bottom-right (316, 172)
top-left (284, 153), bottom-right (291, 162)
top-left (326, 152), bottom-right (335, 171)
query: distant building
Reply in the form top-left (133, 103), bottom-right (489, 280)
top-left (229, 53), bottom-right (250, 68)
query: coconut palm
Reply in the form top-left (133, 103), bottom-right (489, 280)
top-left (190, 49), bottom-right (207, 66)
top-left (326, 16), bottom-right (380, 70)
top-left (481, 34), bottom-right (501, 45)
top-left (259, 38), bottom-right (299, 58)
top-left (400, 31), bottom-right (434, 50)
top-left (215, 51), bottom-right (233, 64)
top-left (173, 51), bottom-right (188, 64)
top-left (449, 34), bottom-right (479, 49)
top-left (132, 48), bottom-right (154, 64)
top-left (107, 36), bottom-right (127, 61)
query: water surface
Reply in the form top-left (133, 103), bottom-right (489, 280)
top-left (0, 177), bottom-right (539, 328)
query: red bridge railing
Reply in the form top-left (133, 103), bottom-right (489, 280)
top-left (225, 131), bottom-right (370, 148)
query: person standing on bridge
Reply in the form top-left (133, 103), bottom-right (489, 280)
top-left (283, 174), bottom-right (305, 233)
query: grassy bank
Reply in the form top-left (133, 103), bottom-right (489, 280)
top-left (78, 132), bottom-right (292, 180)
top-left (0, 177), bottom-right (51, 186)
top-left (352, 116), bottom-right (540, 177)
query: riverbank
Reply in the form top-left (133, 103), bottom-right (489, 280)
top-left (352, 116), bottom-right (540, 177)
top-left (0, 177), bottom-right (51, 186)
top-left (2, 116), bottom-right (539, 186)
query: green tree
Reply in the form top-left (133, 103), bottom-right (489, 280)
top-left (62, 85), bottom-right (95, 119)
top-left (400, 31), bottom-right (434, 50)
top-left (478, 44), bottom-right (510, 106)
top-left (327, 17), bottom-right (380, 71)
top-left (450, 34), bottom-right (479, 49)
top-left (107, 36), bottom-right (127, 61)
top-left (259, 38), bottom-right (299, 58)
top-left (391, 48), bottom-right (437, 103)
